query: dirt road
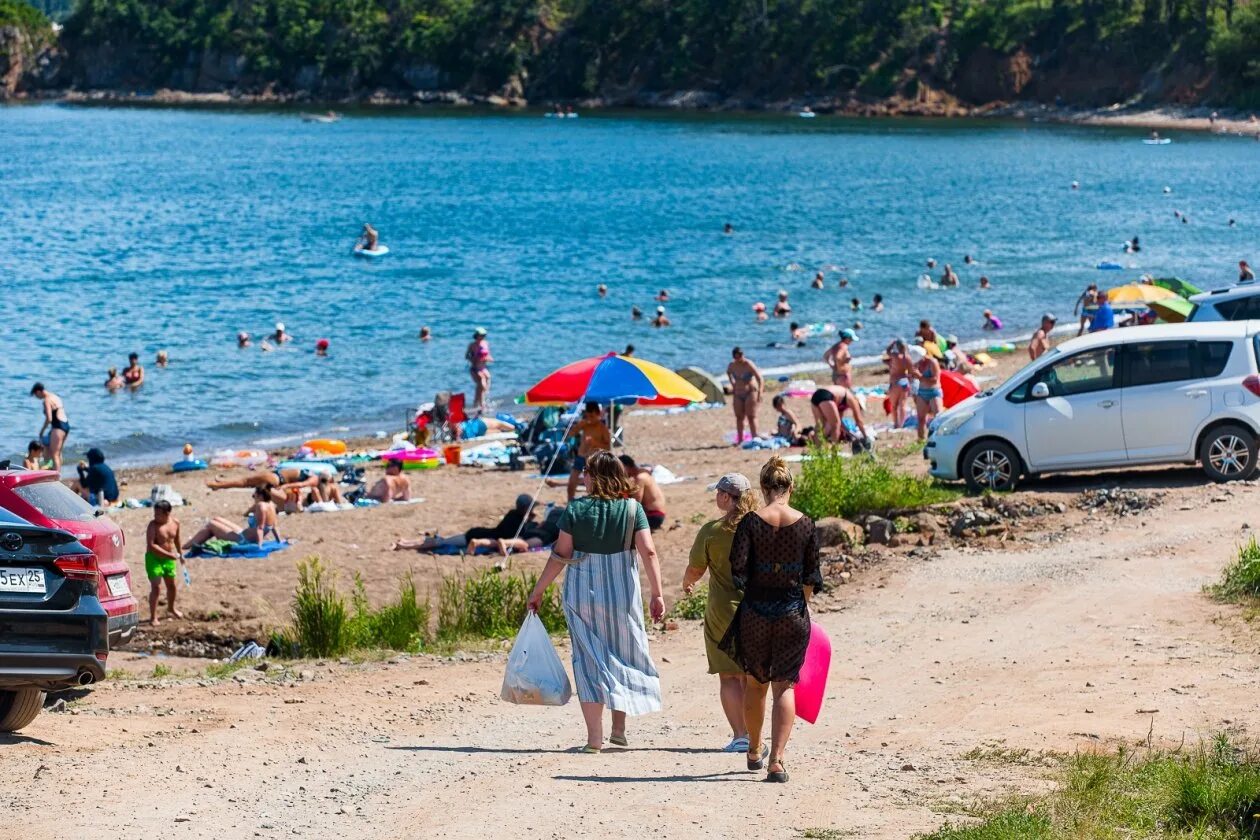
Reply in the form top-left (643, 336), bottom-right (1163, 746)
top-left (3, 472), bottom-right (1256, 840)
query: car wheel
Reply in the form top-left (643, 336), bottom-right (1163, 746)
top-left (0, 689), bottom-right (46, 732)
top-left (962, 440), bottom-right (1021, 493)
top-left (1200, 425), bottom-right (1259, 483)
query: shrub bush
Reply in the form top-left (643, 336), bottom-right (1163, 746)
top-left (291, 556), bottom-right (349, 658)
top-left (1211, 535), bottom-right (1260, 603)
top-left (793, 444), bottom-right (959, 520)
top-left (437, 569), bottom-right (565, 641)
top-left (669, 584), bottom-right (707, 620)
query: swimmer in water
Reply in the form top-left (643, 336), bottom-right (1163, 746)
top-left (632, 306), bottom-right (643, 321)
top-left (315, 338), bottom-right (330, 357)
top-left (964, 254), bottom-right (974, 265)
top-left (752, 302), bottom-right (768, 322)
top-left (624, 344), bottom-right (635, 357)
top-left (982, 309), bottom-right (1003, 331)
top-left (273, 322), bottom-right (291, 344)
top-left (419, 326), bottom-right (431, 341)
top-left (811, 272), bottom-right (825, 289)
top-left (838, 276), bottom-right (849, 288)
top-left (926, 258), bottom-right (937, 269)
top-left (773, 290), bottom-right (791, 317)
top-left (105, 367), bottom-right (124, 391)
top-left (652, 306), bottom-right (671, 328)
top-left (872, 294), bottom-right (884, 313)
top-left (656, 289), bottom-right (671, 302)
top-left (156, 350), bottom-right (169, 368)
top-left (238, 331), bottom-right (251, 348)
top-left (1150, 130), bottom-right (1160, 141)
top-left (358, 223), bottom-right (379, 251)
top-left (940, 264), bottom-right (960, 287)
top-left (724, 222), bottom-right (734, 234)
top-left (850, 298), bottom-right (862, 312)
top-left (597, 284), bottom-right (607, 298)
top-left (123, 353), bottom-right (144, 389)
top-left (979, 275), bottom-right (991, 289)
top-left (1071, 180), bottom-right (1080, 190)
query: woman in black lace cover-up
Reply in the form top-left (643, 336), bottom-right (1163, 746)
top-left (720, 455), bottom-right (822, 784)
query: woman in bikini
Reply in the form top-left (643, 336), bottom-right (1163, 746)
top-left (122, 353), bottom-right (144, 389)
top-left (886, 340), bottom-right (912, 430)
top-left (908, 345), bottom-right (942, 442)
top-left (30, 383), bottom-right (70, 471)
top-left (183, 487), bottom-right (280, 549)
top-left (726, 347), bottom-right (764, 445)
top-left (809, 385), bottom-right (870, 450)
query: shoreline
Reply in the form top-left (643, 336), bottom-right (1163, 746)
top-left (10, 89), bottom-right (1259, 137)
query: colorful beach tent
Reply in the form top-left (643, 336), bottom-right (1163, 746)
top-left (1149, 296), bottom-right (1196, 323)
top-left (1151, 276), bottom-right (1202, 299)
top-left (525, 353), bottom-right (706, 406)
top-left (1105, 283), bottom-right (1177, 307)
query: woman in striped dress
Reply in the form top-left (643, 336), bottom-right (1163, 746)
top-left (528, 450), bottom-right (665, 753)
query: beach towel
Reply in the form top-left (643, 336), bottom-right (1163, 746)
top-left (188, 540), bottom-right (291, 559)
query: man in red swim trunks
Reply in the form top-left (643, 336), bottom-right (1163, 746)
top-left (618, 454), bottom-right (668, 531)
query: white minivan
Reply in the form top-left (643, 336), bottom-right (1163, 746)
top-left (926, 322), bottom-right (1260, 491)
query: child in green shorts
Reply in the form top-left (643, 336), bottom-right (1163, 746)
top-left (145, 500), bottom-right (184, 625)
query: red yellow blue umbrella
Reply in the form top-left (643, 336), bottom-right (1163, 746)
top-left (525, 353), bottom-right (706, 406)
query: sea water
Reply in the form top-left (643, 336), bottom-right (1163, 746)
top-left (1, 104), bottom-right (1255, 464)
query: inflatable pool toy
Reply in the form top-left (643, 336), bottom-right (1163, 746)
top-left (209, 449), bottom-right (269, 468)
top-left (798, 111), bottom-right (816, 119)
top-left (796, 323), bottom-right (835, 338)
top-left (988, 342), bottom-right (1016, 354)
top-left (916, 274), bottom-right (939, 290)
top-left (380, 447), bottom-right (441, 470)
top-left (1096, 261), bottom-right (1124, 270)
top-left (973, 352), bottom-right (995, 367)
top-left (1143, 138), bottom-right (1172, 145)
top-left (277, 460), bottom-right (337, 476)
top-left (354, 245), bottom-right (390, 258)
top-left (796, 622), bottom-right (831, 724)
top-left (922, 342), bottom-right (944, 360)
top-left (302, 439), bottom-right (347, 456)
top-left (172, 459), bottom-right (208, 473)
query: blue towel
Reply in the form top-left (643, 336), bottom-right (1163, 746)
top-left (189, 540), bottom-right (291, 559)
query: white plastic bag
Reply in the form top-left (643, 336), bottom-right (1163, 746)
top-left (500, 613), bottom-right (572, 706)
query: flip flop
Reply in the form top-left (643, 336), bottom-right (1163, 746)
top-left (609, 734), bottom-right (628, 747)
top-left (577, 744), bottom-right (601, 754)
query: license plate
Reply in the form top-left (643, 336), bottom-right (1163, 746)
top-left (0, 567), bottom-right (46, 594)
top-left (106, 575), bottom-right (130, 597)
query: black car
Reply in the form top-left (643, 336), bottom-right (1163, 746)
top-left (0, 507), bottom-right (108, 732)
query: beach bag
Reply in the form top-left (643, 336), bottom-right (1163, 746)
top-left (501, 613), bottom-right (572, 706)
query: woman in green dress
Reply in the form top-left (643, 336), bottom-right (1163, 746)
top-left (527, 451), bottom-right (666, 753)
top-left (682, 472), bottom-right (759, 753)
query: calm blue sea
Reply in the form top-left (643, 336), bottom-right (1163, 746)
top-left (0, 104), bottom-right (1256, 466)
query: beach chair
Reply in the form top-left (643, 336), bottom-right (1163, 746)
top-left (426, 392), bottom-right (468, 442)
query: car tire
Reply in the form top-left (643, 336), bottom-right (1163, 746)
top-left (0, 689), bottom-right (45, 732)
top-left (1199, 425), bottom-right (1260, 483)
top-left (961, 440), bottom-right (1022, 493)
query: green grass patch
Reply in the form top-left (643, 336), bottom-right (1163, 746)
top-left (794, 444), bottom-right (960, 520)
top-left (151, 663), bottom-right (172, 679)
top-left (437, 568), bottom-right (564, 641)
top-left (1210, 535), bottom-right (1260, 604)
top-left (203, 658), bottom-right (255, 680)
top-left (669, 584), bottom-right (707, 620)
top-left (918, 734), bottom-right (1260, 839)
top-left (346, 571), bottom-right (431, 652)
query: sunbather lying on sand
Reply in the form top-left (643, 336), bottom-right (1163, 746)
top-left (392, 494), bottom-right (557, 552)
top-left (452, 416), bottom-right (517, 441)
top-left (183, 487), bottom-right (279, 549)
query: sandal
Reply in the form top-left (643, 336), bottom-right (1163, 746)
top-left (746, 743), bottom-right (769, 771)
top-left (609, 733), bottom-right (628, 747)
top-left (577, 744), bottom-right (601, 754)
top-left (766, 758), bottom-right (789, 783)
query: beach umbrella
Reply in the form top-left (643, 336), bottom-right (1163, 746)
top-left (941, 370), bottom-right (979, 409)
top-left (1148, 296), bottom-right (1196, 323)
top-left (524, 352), bottom-right (707, 406)
top-left (1151, 276), bottom-right (1202, 299)
top-left (1105, 283), bottom-right (1178, 307)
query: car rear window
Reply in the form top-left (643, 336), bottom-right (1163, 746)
top-left (1213, 295), bottom-right (1260, 320)
top-left (1198, 341), bottom-right (1233, 378)
top-left (1123, 341), bottom-right (1196, 387)
top-left (12, 481), bottom-right (97, 523)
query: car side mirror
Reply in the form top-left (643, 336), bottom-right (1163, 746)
top-left (1030, 382), bottom-right (1050, 400)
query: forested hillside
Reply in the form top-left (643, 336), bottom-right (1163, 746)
top-left (6, 0), bottom-right (1260, 107)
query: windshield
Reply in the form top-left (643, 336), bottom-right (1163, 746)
top-left (12, 480), bottom-right (98, 523)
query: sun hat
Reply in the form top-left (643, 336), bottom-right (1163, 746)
top-left (656, 306), bottom-right (665, 314)
top-left (946, 334), bottom-right (959, 345)
top-left (473, 327), bottom-right (487, 337)
top-left (708, 473), bottom-right (752, 495)
top-left (907, 345), bottom-right (927, 362)
top-left (840, 328), bottom-right (858, 342)
top-left (275, 322), bottom-right (285, 331)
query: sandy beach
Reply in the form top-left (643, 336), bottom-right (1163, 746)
top-left (4, 335), bottom-right (1259, 838)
